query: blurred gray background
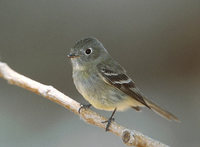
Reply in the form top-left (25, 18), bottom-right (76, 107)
top-left (0, 0), bottom-right (199, 147)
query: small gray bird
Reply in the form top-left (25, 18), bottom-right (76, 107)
top-left (68, 37), bottom-right (178, 131)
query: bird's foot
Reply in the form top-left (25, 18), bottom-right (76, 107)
top-left (78, 104), bottom-right (92, 113)
top-left (102, 117), bottom-right (115, 131)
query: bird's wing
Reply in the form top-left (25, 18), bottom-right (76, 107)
top-left (97, 62), bottom-right (150, 108)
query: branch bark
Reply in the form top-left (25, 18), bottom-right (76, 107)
top-left (0, 61), bottom-right (169, 147)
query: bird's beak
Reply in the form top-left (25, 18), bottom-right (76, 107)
top-left (67, 53), bottom-right (80, 58)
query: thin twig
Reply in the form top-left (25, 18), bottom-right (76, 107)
top-left (0, 61), bottom-right (169, 147)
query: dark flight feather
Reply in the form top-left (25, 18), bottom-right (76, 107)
top-left (97, 64), bottom-right (150, 109)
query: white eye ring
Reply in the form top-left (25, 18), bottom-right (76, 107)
top-left (85, 48), bottom-right (92, 55)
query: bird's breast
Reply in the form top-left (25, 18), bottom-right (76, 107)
top-left (72, 69), bottom-right (136, 111)
top-left (73, 69), bottom-right (102, 100)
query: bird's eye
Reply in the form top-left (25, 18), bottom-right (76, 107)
top-left (85, 48), bottom-right (92, 55)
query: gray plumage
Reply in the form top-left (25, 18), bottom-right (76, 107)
top-left (68, 37), bottom-right (179, 121)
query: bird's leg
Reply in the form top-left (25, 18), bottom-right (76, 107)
top-left (102, 108), bottom-right (117, 131)
top-left (78, 103), bottom-right (92, 113)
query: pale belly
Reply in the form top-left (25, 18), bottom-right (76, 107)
top-left (73, 70), bottom-right (142, 111)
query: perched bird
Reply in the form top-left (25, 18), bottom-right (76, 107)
top-left (68, 37), bottom-right (179, 131)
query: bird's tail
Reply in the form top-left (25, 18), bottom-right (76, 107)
top-left (145, 99), bottom-right (179, 122)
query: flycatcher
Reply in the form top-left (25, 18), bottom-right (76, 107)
top-left (68, 37), bottom-right (178, 131)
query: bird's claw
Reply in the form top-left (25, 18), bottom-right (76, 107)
top-left (78, 104), bottom-right (92, 113)
top-left (102, 117), bottom-right (115, 131)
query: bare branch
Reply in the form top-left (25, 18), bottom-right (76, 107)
top-left (0, 61), bottom-right (169, 147)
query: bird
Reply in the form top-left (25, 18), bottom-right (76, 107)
top-left (68, 37), bottom-right (179, 131)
